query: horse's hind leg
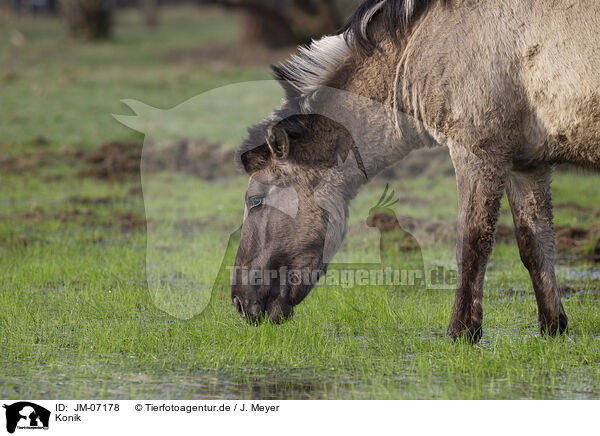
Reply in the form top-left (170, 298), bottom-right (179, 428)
top-left (447, 144), bottom-right (509, 343)
top-left (506, 166), bottom-right (568, 335)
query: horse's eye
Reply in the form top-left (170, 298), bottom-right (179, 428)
top-left (247, 196), bottom-right (264, 210)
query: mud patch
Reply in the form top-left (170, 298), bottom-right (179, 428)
top-left (556, 225), bottom-right (600, 261)
top-left (358, 211), bottom-right (515, 248)
top-left (378, 147), bottom-right (454, 180)
top-left (67, 195), bottom-right (114, 206)
top-left (77, 139), bottom-right (237, 180)
top-left (0, 146), bottom-right (83, 173)
top-left (12, 200), bottom-right (147, 233)
top-left (18, 202), bottom-right (47, 220)
top-left (495, 224), bottom-right (515, 243)
top-left (114, 211), bottom-right (146, 232)
top-left (0, 234), bottom-right (37, 248)
top-left (0, 150), bottom-right (56, 172)
top-left (555, 202), bottom-right (600, 218)
top-left (54, 208), bottom-right (94, 223)
top-left (142, 140), bottom-right (237, 179)
top-left (78, 141), bottom-right (142, 179)
top-left (16, 203), bottom-right (93, 224)
top-left (358, 208), bottom-right (600, 260)
top-left (556, 226), bottom-right (590, 250)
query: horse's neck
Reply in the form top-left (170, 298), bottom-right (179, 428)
top-left (317, 40), bottom-right (435, 190)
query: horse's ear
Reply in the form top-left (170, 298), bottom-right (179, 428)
top-left (240, 144), bottom-right (270, 174)
top-left (266, 124), bottom-right (290, 159)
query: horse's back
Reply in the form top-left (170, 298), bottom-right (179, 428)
top-left (518, 0), bottom-right (600, 166)
top-left (406, 0), bottom-right (600, 165)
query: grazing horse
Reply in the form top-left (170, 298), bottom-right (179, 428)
top-left (232, 0), bottom-right (600, 341)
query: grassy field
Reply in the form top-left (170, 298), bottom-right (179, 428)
top-left (1, 7), bottom-right (600, 400)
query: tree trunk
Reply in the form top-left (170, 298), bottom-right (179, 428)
top-left (240, 7), bottom-right (297, 48)
top-left (210, 0), bottom-right (349, 47)
top-left (141, 0), bottom-right (158, 29)
top-left (60, 0), bottom-right (113, 39)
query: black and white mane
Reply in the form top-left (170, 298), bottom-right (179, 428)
top-left (274, 0), bottom-right (430, 105)
top-left (237, 0), bottom-right (431, 168)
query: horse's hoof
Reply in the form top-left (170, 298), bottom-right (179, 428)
top-left (447, 320), bottom-right (482, 344)
top-left (540, 313), bottom-right (568, 337)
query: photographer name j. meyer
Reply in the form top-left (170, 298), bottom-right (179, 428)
top-left (141, 403), bottom-right (280, 413)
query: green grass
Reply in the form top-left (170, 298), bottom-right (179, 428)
top-left (1, 7), bottom-right (600, 399)
top-left (0, 6), bottom-right (270, 151)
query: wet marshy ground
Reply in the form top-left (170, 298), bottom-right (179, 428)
top-left (2, 8), bottom-right (599, 400)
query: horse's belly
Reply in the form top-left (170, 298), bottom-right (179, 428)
top-left (520, 95), bottom-right (600, 168)
top-left (519, 1), bottom-right (600, 166)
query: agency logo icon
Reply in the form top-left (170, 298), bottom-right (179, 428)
top-left (3, 402), bottom-right (50, 434)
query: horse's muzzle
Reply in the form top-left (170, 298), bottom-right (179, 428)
top-left (231, 293), bottom-right (293, 324)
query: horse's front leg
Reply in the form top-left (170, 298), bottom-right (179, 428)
top-left (447, 145), bottom-right (509, 342)
top-left (506, 166), bottom-right (568, 335)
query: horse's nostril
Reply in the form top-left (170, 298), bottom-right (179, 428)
top-left (246, 301), bottom-right (263, 319)
top-left (233, 296), bottom-right (246, 318)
